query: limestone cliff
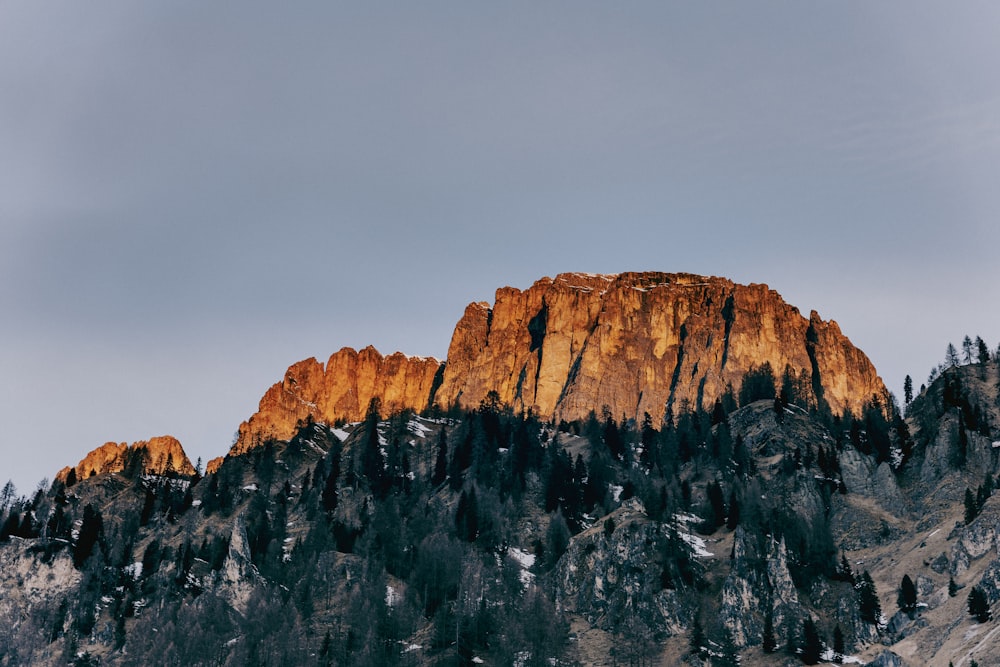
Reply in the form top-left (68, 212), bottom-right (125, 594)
top-left (436, 272), bottom-right (887, 424)
top-left (56, 435), bottom-right (195, 482)
top-left (228, 272), bottom-right (886, 458)
top-left (230, 346), bottom-right (443, 456)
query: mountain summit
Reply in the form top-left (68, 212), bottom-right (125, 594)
top-left (232, 272), bottom-right (886, 457)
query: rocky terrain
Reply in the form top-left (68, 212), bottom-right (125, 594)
top-left (232, 272), bottom-right (887, 459)
top-left (55, 435), bottom-right (196, 482)
top-left (0, 273), bottom-right (997, 667)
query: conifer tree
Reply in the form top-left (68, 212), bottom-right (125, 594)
top-left (903, 375), bottom-right (913, 405)
top-left (800, 617), bottom-right (823, 665)
top-left (977, 337), bottom-right (991, 365)
top-left (321, 449), bottom-right (340, 513)
top-left (832, 624), bottom-right (845, 663)
top-left (73, 504), bottom-right (104, 568)
top-left (965, 488), bottom-right (979, 525)
top-left (968, 585), bottom-right (991, 623)
top-left (857, 570), bottom-right (882, 625)
top-left (762, 608), bottom-right (777, 653)
top-left (898, 574), bottom-right (917, 615)
top-left (432, 428), bottom-right (448, 487)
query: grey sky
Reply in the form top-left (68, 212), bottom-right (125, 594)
top-left (3, 2), bottom-right (1000, 492)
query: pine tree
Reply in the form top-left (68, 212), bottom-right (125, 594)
top-left (432, 428), bottom-right (448, 487)
top-left (898, 574), bottom-right (917, 615)
top-left (965, 487), bottom-right (979, 525)
top-left (946, 343), bottom-right (960, 368)
top-left (949, 576), bottom-right (958, 597)
top-left (321, 449), bottom-right (340, 513)
top-left (800, 617), bottom-right (823, 665)
top-left (73, 504), bottom-right (104, 568)
top-left (762, 608), bottom-right (777, 653)
top-left (455, 488), bottom-right (479, 542)
top-left (689, 614), bottom-right (707, 658)
top-left (857, 570), bottom-right (882, 625)
top-left (360, 398), bottom-right (387, 497)
top-left (726, 489), bottom-right (740, 530)
top-left (832, 624), bottom-right (845, 663)
top-left (977, 336), bottom-right (991, 365)
top-left (968, 585), bottom-right (992, 623)
top-left (903, 375), bottom-right (913, 405)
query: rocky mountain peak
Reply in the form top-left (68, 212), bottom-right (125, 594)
top-left (55, 435), bottom-right (195, 482)
top-left (435, 271), bottom-right (887, 425)
top-left (229, 346), bottom-right (443, 456)
top-left (225, 272), bottom-right (886, 459)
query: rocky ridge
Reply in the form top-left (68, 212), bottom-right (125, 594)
top-left (55, 435), bottom-right (195, 482)
top-left (228, 272), bottom-right (887, 459)
top-left (437, 272), bottom-right (887, 425)
top-left (230, 346), bottom-right (442, 457)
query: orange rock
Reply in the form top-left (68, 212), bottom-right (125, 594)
top-left (229, 346), bottom-right (443, 456)
top-left (56, 435), bottom-right (195, 482)
top-left (435, 272), bottom-right (887, 425)
top-left (213, 271), bottom-right (888, 461)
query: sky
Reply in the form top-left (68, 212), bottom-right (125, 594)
top-left (4, 2), bottom-right (1000, 494)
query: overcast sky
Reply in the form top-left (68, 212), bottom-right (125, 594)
top-left (4, 2), bottom-right (1000, 493)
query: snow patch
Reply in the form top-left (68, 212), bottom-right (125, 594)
top-left (386, 585), bottom-right (397, 608)
top-left (407, 419), bottom-right (432, 438)
top-left (679, 532), bottom-right (713, 558)
top-left (332, 428), bottom-right (351, 442)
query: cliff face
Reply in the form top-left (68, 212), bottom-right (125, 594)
top-left (226, 272), bottom-right (886, 458)
top-left (56, 435), bottom-right (195, 482)
top-left (435, 272), bottom-right (887, 424)
top-left (230, 346), bottom-right (443, 456)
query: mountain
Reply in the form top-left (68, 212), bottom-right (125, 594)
top-left (55, 436), bottom-right (195, 482)
top-left (230, 346), bottom-right (442, 458)
top-left (3, 272), bottom-right (999, 667)
top-left (230, 272), bottom-right (887, 460)
top-left (436, 272), bottom-right (886, 423)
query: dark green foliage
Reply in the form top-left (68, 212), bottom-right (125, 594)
top-left (320, 447), bottom-right (340, 513)
top-left (602, 410), bottom-right (626, 461)
top-left (73, 504), bottom-right (103, 568)
top-left (762, 608), bottom-right (777, 653)
top-left (455, 487), bottom-right (479, 542)
top-left (705, 480), bottom-right (726, 531)
top-left (857, 570), bottom-right (882, 625)
top-left (739, 362), bottom-right (777, 406)
top-left (965, 487), bottom-right (979, 525)
top-left (726, 489), bottom-right (740, 530)
top-left (978, 337), bottom-right (991, 365)
top-left (432, 427), bottom-right (448, 487)
top-left (544, 510), bottom-right (571, 569)
top-left (949, 576), bottom-right (959, 597)
top-left (689, 614), bottom-right (707, 658)
top-left (832, 624), bottom-right (845, 663)
top-left (360, 398), bottom-right (388, 498)
top-left (904, 374), bottom-right (913, 405)
top-left (898, 574), bottom-right (917, 615)
top-left (968, 585), bottom-right (992, 623)
top-left (800, 617), bottom-right (823, 664)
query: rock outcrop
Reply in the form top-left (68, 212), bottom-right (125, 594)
top-left (230, 346), bottom-right (443, 457)
top-left (436, 272), bottom-right (887, 426)
top-left (56, 435), bottom-right (195, 482)
top-left (228, 272), bottom-right (887, 458)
